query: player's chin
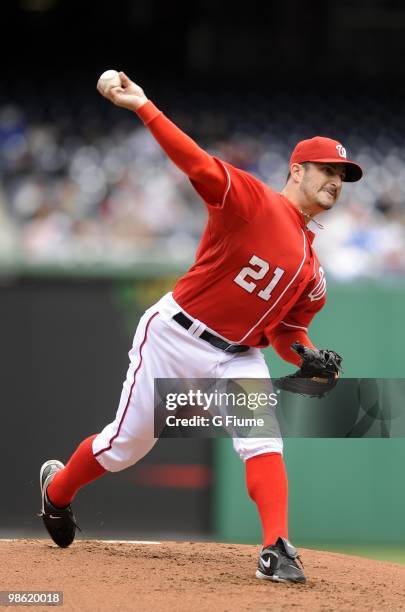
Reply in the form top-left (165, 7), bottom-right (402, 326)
top-left (317, 193), bottom-right (336, 210)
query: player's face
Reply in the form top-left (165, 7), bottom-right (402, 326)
top-left (300, 163), bottom-right (345, 211)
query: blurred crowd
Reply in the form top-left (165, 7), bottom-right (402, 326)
top-left (1, 89), bottom-right (405, 280)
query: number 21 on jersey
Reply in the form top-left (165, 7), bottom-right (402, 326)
top-left (234, 255), bottom-right (285, 301)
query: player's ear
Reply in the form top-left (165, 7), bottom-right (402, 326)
top-left (290, 163), bottom-right (304, 184)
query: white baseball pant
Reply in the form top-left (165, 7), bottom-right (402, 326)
top-left (92, 292), bottom-right (283, 471)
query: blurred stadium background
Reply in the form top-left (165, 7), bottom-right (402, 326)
top-left (1, 0), bottom-right (405, 562)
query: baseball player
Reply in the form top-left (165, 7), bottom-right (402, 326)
top-left (39, 72), bottom-right (362, 583)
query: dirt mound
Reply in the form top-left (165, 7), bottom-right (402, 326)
top-left (1, 539), bottom-right (405, 611)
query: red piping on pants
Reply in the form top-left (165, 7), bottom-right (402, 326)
top-left (94, 310), bottom-right (159, 458)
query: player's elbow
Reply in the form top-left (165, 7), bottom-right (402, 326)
top-left (189, 161), bottom-right (218, 182)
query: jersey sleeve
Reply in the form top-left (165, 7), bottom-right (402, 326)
top-left (136, 101), bottom-right (228, 206)
top-left (266, 291), bottom-right (325, 366)
top-left (135, 101), bottom-right (265, 221)
top-left (190, 159), bottom-right (266, 221)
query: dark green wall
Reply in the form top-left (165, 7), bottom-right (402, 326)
top-left (214, 438), bottom-right (405, 545)
top-left (264, 281), bottom-right (405, 378)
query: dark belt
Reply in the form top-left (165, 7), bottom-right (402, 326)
top-left (173, 312), bottom-right (250, 354)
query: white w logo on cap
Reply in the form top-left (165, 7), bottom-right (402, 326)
top-left (336, 144), bottom-right (347, 158)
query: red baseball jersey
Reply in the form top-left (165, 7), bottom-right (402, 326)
top-left (173, 159), bottom-right (326, 347)
top-left (135, 101), bottom-right (326, 362)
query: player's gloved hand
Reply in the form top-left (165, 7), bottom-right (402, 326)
top-left (97, 72), bottom-right (149, 111)
top-left (274, 341), bottom-right (342, 398)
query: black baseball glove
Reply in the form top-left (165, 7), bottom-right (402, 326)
top-left (274, 342), bottom-right (343, 398)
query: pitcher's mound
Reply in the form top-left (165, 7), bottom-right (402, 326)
top-left (2, 539), bottom-right (405, 611)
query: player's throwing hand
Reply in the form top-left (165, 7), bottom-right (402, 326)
top-left (97, 71), bottom-right (148, 111)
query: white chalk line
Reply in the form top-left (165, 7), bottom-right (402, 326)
top-left (0, 538), bottom-right (161, 545)
top-left (95, 540), bottom-right (161, 545)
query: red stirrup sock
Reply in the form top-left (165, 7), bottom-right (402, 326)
top-left (245, 452), bottom-right (289, 547)
top-left (47, 435), bottom-right (106, 508)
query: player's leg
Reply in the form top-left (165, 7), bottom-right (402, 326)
top-left (217, 350), bottom-right (287, 544)
top-left (217, 349), bottom-right (305, 583)
top-left (40, 293), bottom-right (222, 546)
top-left (91, 299), bottom-right (222, 472)
top-left (40, 304), bottom-right (162, 546)
top-left (44, 435), bottom-right (105, 509)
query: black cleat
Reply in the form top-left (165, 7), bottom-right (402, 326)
top-left (39, 460), bottom-right (79, 548)
top-left (256, 537), bottom-right (306, 583)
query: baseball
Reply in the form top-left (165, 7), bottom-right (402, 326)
top-left (97, 69), bottom-right (122, 94)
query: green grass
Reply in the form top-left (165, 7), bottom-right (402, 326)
top-left (301, 543), bottom-right (405, 565)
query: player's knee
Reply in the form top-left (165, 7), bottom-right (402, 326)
top-left (95, 438), bottom-right (157, 472)
top-left (233, 438), bottom-right (284, 462)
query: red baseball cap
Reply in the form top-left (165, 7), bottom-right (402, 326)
top-left (290, 136), bottom-right (363, 182)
